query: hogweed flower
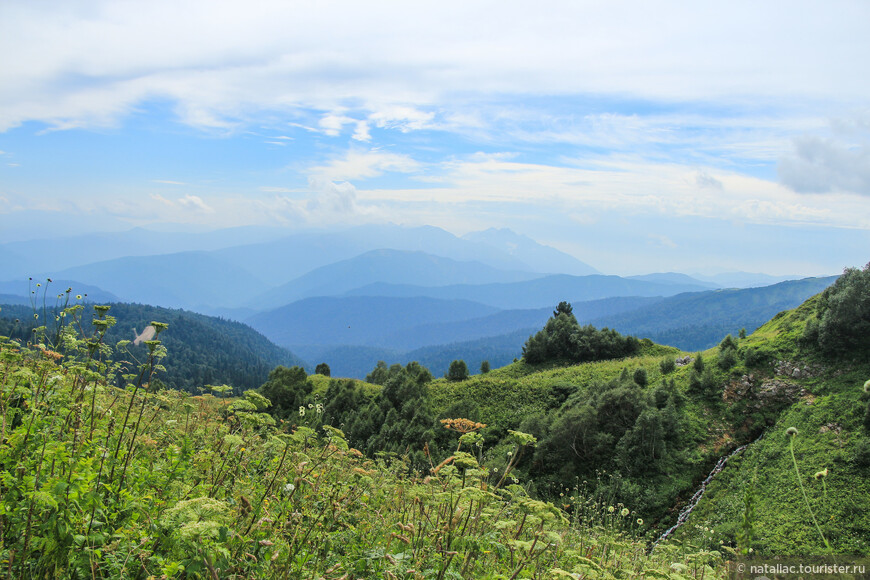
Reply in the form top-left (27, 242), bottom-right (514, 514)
top-left (440, 418), bottom-right (486, 433)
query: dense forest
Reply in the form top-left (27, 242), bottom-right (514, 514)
top-left (0, 300), bottom-right (305, 394)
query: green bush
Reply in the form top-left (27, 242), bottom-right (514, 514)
top-left (523, 302), bottom-right (640, 364)
top-left (854, 438), bottom-right (870, 468)
top-left (816, 262), bottom-right (870, 355)
top-left (446, 359), bottom-right (469, 381)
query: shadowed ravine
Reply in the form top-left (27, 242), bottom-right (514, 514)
top-left (650, 441), bottom-right (752, 552)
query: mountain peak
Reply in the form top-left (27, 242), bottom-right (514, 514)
top-left (462, 229), bottom-right (599, 276)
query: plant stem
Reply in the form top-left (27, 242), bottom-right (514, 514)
top-left (789, 437), bottom-right (831, 551)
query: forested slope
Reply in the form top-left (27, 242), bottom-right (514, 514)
top-left (0, 301), bottom-right (305, 393)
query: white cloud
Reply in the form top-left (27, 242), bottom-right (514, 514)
top-left (2, 1), bottom-right (867, 132)
top-left (779, 135), bottom-right (870, 196)
top-left (177, 194), bottom-right (214, 212)
top-left (148, 192), bottom-right (214, 213)
top-left (360, 154), bottom-right (870, 230)
top-left (647, 234), bottom-right (678, 249)
top-left (369, 106), bottom-right (435, 133)
top-left (308, 149), bottom-right (421, 182)
top-left (352, 121), bottom-right (371, 142)
top-left (150, 193), bottom-right (175, 207)
top-left (319, 114), bottom-right (357, 137)
top-left (696, 172), bottom-right (724, 190)
top-left (259, 186), bottom-right (294, 193)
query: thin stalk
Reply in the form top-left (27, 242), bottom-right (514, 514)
top-left (788, 435), bottom-right (831, 551)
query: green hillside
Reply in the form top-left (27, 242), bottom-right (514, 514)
top-left (1, 263), bottom-right (867, 578)
top-left (589, 276), bottom-right (839, 351)
top-left (669, 267), bottom-right (870, 554)
top-left (0, 301), bottom-right (306, 394)
top-left (0, 301), bottom-right (728, 578)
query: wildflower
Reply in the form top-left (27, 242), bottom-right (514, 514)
top-left (299, 406), bottom-right (306, 417)
top-left (814, 468), bottom-right (828, 480)
top-left (308, 403), bottom-right (313, 409)
top-left (864, 379), bottom-right (870, 393)
top-left (76, 295), bottom-right (82, 300)
top-left (637, 518), bottom-right (643, 525)
top-left (608, 506), bottom-right (615, 513)
top-left (440, 418), bottom-right (486, 433)
top-left (316, 403), bottom-right (324, 414)
top-left (786, 427), bottom-right (799, 437)
top-left (282, 483), bottom-right (296, 495)
top-left (620, 508), bottom-right (629, 517)
top-left (33, 313), bottom-right (38, 320)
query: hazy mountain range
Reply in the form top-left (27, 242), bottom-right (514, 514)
top-left (0, 223), bottom-right (841, 379)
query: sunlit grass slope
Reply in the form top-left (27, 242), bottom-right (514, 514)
top-left (0, 306), bottom-right (729, 579)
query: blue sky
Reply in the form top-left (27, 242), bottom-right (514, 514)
top-left (1, 0), bottom-right (869, 276)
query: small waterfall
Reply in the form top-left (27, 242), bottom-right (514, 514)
top-left (650, 442), bottom-right (750, 552)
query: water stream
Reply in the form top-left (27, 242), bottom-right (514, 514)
top-left (650, 441), bottom-right (751, 552)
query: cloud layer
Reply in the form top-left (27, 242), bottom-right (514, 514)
top-left (1, 0), bottom-right (868, 275)
top-left (2, 1), bottom-right (869, 132)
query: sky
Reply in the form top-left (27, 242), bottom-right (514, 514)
top-left (1, 0), bottom-right (869, 276)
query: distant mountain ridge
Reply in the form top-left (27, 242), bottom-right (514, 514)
top-left (344, 274), bottom-right (711, 309)
top-left (627, 272), bottom-right (719, 289)
top-left (264, 277), bottom-right (839, 378)
top-left (590, 275), bottom-right (839, 350)
top-left (462, 228), bottom-right (599, 275)
top-left (7, 224), bottom-right (599, 312)
top-left (54, 252), bottom-right (267, 310)
top-left (0, 279), bottom-right (121, 304)
top-left (249, 249), bottom-right (543, 309)
top-left (246, 295), bottom-right (501, 349)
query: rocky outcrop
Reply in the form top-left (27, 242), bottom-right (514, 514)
top-left (724, 373), bottom-right (806, 409)
top-left (773, 359), bottom-right (823, 379)
top-left (675, 355), bottom-right (694, 367)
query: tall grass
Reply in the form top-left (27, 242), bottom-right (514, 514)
top-left (0, 301), bottom-right (729, 578)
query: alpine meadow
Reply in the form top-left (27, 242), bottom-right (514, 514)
top-left (2, 1), bottom-right (870, 579)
